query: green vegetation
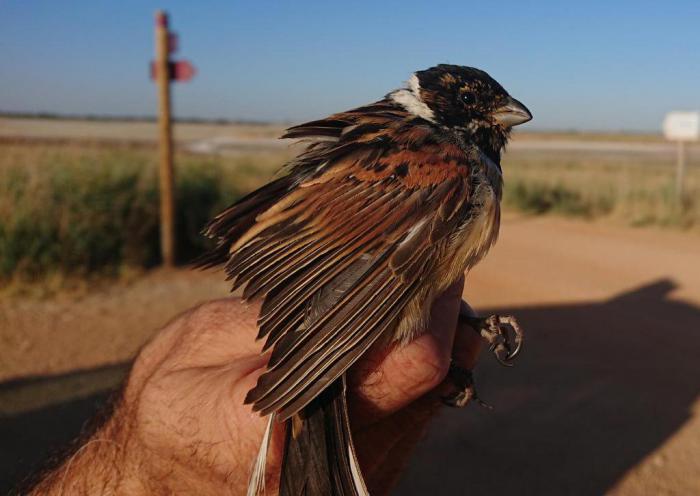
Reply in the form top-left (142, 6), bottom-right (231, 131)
top-left (1, 141), bottom-right (698, 283)
top-left (503, 150), bottom-right (700, 228)
top-left (0, 144), bottom-right (288, 282)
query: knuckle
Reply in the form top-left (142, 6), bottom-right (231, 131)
top-left (187, 299), bottom-right (232, 326)
top-left (421, 354), bottom-right (451, 389)
top-left (186, 297), bottom-right (256, 332)
top-left (397, 338), bottom-right (450, 392)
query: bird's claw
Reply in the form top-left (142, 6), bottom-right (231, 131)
top-left (461, 313), bottom-right (524, 367)
top-left (442, 362), bottom-right (493, 410)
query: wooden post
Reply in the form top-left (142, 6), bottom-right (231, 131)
top-left (675, 140), bottom-right (686, 202)
top-left (155, 10), bottom-right (175, 266)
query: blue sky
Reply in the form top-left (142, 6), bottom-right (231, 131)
top-left (1, 0), bottom-right (699, 131)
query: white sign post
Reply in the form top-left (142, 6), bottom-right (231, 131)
top-left (662, 111), bottom-right (700, 201)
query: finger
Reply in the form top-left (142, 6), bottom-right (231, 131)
top-left (349, 277), bottom-right (465, 422)
top-left (352, 390), bottom-right (441, 492)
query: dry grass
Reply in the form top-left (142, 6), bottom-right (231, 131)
top-left (0, 142), bottom-right (292, 284)
top-left (1, 135), bottom-right (699, 284)
top-left (502, 149), bottom-right (700, 229)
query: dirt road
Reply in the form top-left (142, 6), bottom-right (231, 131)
top-left (399, 215), bottom-right (700, 496)
top-left (2, 215), bottom-right (699, 494)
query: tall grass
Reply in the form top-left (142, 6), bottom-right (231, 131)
top-left (1, 142), bottom-right (698, 283)
top-left (0, 144), bottom-right (288, 281)
top-left (502, 149), bottom-right (700, 228)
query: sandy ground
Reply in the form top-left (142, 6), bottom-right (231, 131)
top-left (2, 215), bottom-right (700, 494)
top-left (0, 270), bottom-right (229, 383)
top-left (399, 215), bottom-right (700, 496)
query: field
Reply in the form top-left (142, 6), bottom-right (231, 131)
top-left (0, 142), bottom-right (292, 285)
top-left (1, 117), bottom-right (699, 284)
top-left (1, 117), bottom-right (700, 495)
top-left (504, 149), bottom-right (700, 227)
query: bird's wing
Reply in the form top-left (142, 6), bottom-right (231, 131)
top-left (203, 118), bottom-right (476, 420)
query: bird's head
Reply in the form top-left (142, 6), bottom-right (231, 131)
top-left (390, 64), bottom-right (531, 153)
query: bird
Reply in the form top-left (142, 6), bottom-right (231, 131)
top-left (197, 64), bottom-right (532, 496)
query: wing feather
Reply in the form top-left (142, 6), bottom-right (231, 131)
top-left (238, 173), bottom-right (469, 419)
top-left (239, 186), bottom-right (403, 302)
top-left (201, 106), bottom-right (477, 421)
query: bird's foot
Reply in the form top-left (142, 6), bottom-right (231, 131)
top-left (442, 362), bottom-right (493, 409)
top-left (461, 312), bottom-right (524, 367)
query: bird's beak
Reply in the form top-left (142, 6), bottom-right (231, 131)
top-left (492, 97), bottom-right (532, 127)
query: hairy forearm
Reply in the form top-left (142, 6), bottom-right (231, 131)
top-left (27, 392), bottom-right (250, 496)
top-left (27, 400), bottom-right (145, 495)
top-left (25, 293), bottom-right (472, 495)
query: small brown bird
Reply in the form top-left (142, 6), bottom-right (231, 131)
top-left (198, 64), bottom-right (531, 495)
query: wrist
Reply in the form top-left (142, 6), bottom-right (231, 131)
top-left (28, 400), bottom-right (147, 495)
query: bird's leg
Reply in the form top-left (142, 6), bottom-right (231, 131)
top-left (462, 313), bottom-right (524, 367)
top-left (442, 361), bottom-right (493, 409)
top-left (442, 303), bottom-right (524, 409)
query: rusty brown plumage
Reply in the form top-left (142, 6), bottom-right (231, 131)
top-left (198, 64), bottom-right (532, 496)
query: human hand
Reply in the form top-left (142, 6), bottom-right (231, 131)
top-left (29, 279), bottom-right (482, 495)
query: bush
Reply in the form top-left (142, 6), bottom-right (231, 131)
top-left (0, 145), bottom-right (283, 281)
top-left (502, 149), bottom-right (700, 228)
top-left (504, 180), bottom-right (615, 218)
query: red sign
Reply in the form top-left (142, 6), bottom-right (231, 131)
top-left (172, 60), bottom-right (195, 81)
top-left (150, 60), bottom-right (196, 82)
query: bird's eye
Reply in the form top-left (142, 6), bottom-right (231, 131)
top-left (461, 92), bottom-right (476, 105)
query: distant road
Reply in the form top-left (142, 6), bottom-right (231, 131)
top-left (509, 139), bottom-right (686, 154)
top-left (3, 116), bottom-right (699, 156)
top-left (185, 136), bottom-right (287, 153)
top-left (0, 117), bottom-right (286, 145)
top-left (184, 136), bottom-right (699, 156)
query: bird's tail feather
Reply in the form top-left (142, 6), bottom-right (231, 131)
top-left (247, 414), bottom-right (275, 496)
top-left (279, 375), bottom-right (369, 496)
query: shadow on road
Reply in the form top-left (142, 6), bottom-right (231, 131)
top-left (0, 364), bottom-right (128, 495)
top-left (1, 279), bottom-right (699, 495)
top-left (397, 278), bottom-right (700, 495)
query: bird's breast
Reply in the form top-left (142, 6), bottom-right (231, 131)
top-left (444, 148), bottom-right (503, 278)
top-left (444, 180), bottom-right (501, 283)
top-left (392, 156), bottom-right (502, 344)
